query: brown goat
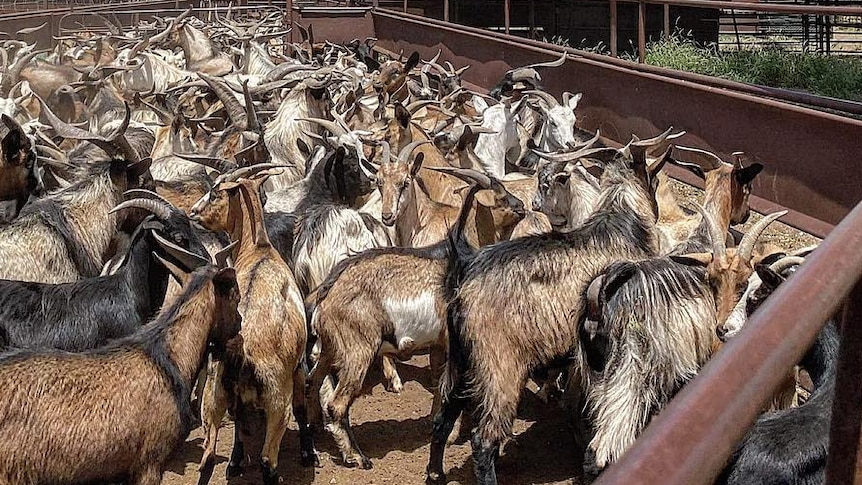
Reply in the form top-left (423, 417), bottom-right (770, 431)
top-left (190, 170), bottom-right (316, 485)
top-left (0, 114), bottom-right (35, 212)
top-left (0, 252), bottom-right (240, 485)
top-left (657, 147), bottom-right (763, 254)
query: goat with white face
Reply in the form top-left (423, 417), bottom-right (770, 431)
top-left (524, 90), bottom-right (582, 152)
top-left (470, 95), bottom-right (524, 179)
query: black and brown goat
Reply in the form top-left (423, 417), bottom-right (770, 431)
top-left (0, 247), bottom-right (240, 485)
top-left (426, 130), bottom-right (677, 485)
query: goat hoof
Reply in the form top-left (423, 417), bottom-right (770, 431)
top-left (385, 377), bottom-right (403, 394)
top-left (260, 460), bottom-right (281, 485)
top-left (425, 470), bottom-right (447, 485)
top-left (360, 456), bottom-right (373, 469)
top-left (226, 463), bottom-right (244, 478)
top-left (300, 450), bottom-right (320, 468)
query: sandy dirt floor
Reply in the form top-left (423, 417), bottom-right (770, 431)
top-left (163, 355), bottom-right (584, 485)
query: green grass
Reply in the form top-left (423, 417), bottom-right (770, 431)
top-left (642, 33), bottom-right (862, 101)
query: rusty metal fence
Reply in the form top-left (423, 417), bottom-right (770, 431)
top-left (0, 3), bottom-right (860, 481)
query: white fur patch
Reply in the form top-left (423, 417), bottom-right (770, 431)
top-left (382, 291), bottom-right (443, 352)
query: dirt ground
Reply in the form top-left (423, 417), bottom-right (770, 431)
top-left (162, 355), bottom-right (584, 485)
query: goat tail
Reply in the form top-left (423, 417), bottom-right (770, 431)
top-left (444, 183), bottom-right (481, 298)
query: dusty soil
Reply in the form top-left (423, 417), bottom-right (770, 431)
top-left (163, 355), bottom-right (584, 485)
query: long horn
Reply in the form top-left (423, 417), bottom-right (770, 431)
top-left (673, 145), bottom-right (726, 172)
top-left (110, 198), bottom-right (172, 220)
top-left (428, 166), bottom-right (492, 189)
top-left (631, 126), bottom-right (674, 148)
top-left (150, 17), bottom-right (177, 44)
top-left (769, 256), bottom-right (805, 274)
top-left (213, 240), bottom-right (239, 268)
top-left (2, 48), bottom-right (47, 96)
top-left (690, 203), bottom-right (728, 266)
top-left (221, 163), bottom-right (287, 183)
top-left (153, 231), bottom-right (209, 269)
top-left (532, 146), bottom-right (617, 163)
top-left (738, 211), bottom-right (788, 262)
top-left (173, 152), bottom-right (238, 173)
top-left (127, 37), bottom-right (150, 60)
top-left (297, 117), bottom-right (347, 137)
top-left (522, 50), bottom-right (567, 71)
top-left (262, 63), bottom-right (316, 83)
top-left (198, 73), bottom-right (247, 131)
top-left (524, 89), bottom-right (559, 108)
top-left (40, 97), bottom-right (138, 163)
top-left (396, 140), bottom-right (430, 164)
top-left (17, 22), bottom-right (49, 36)
top-left (405, 99), bottom-right (437, 114)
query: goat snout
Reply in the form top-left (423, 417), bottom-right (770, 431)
top-left (381, 212), bottom-right (396, 226)
top-left (716, 325), bottom-right (729, 342)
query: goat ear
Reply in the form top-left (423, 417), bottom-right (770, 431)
top-left (153, 253), bottom-right (191, 285)
top-left (411, 153), bottom-right (425, 177)
top-left (127, 157), bottom-right (152, 180)
top-left (296, 138), bottom-right (311, 158)
top-left (395, 103), bottom-right (411, 129)
top-left (219, 181), bottom-right (241, 192)
top-left (755, 264), bottom-right (785, 290)
top-left (669, 252), bottom-right (713, 267)
top-left (405, 51), bottom-right (420, 72)
top-left (735, 163), bottom-right (764, 186)
top-left (566, 92), bottom-right (583, 110)
top-left (758, 251), bottom-right (787, 267)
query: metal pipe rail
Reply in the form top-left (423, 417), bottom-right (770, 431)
top-left (594, 199), bottom-right (862, 485)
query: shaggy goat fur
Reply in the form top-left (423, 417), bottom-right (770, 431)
top-left (426, 143), bottom-right (670, 485)
top-left (0, 264), bottom-right (240, 485)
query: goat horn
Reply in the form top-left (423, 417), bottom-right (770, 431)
top-left (396, 140), bottom-right (430, 164)
top-left (524, 89), bottom-right (559, 108)
top-left (2, 48), bottom-right (47, 96)
top-left (110, 198), bottom-right (172, 220)
top-left (532, 146), bottom-right (616, 163)
top-left (124, 188), bottom-right (179, 211)
top-left (574, 129), bottom-right (602, 150)
top-left (737, 211), bottom-right (788, 262)
top-left (521, 50), bottom-right (567, 71)
top-left (690, 203), bottom-right (728, 266)
top-left (673, 145), bottom-right (726, 172)
top-left (631, 127), bottom-right (675, 148)
top-left (199, 72), bottom-right (247, 131)
top-left (128, 37), bottom-right (150, 60)
top-left (297, 117), bottom-right (347, 137)
top-left (222, 163), bottom-right (286, 183)
top-left (16, 22), bottom-right (48, 36)
top-left (769, 256), bottom-right (805, 274)
top-left (427, 49), bottom-right (442, 66)
top-left (153, 231), bottom-right (210, 270)
top-left (379, 141), bottom-right (391, 165)
top-left (173, 152), bottom-right (238, 174)
top-left (40, 97), bottom-right (138, 163)
top-left (791, 244), bottom-right (818, 258)
top-left (36, 144), bottom-right (68, 163)
top-left (428, 166), bottom-right (492, 189)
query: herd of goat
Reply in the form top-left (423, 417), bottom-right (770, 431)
top-left (0, 7), bottom-right (834, 485)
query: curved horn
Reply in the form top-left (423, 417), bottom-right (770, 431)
top-left (737, 211), bottom-right (788, 262)
top-left (396, 140), bottom-right (430, 164)
top-left (127, 37), bottom-right (150, 60)
top-left (242, 80), bottom-right (260, 132)
top-left (428, 166), bottom-right (492, 189)
top-left (198, 72), bottom-right (247, 131)
top-left (16, 22), bottom-right (48, 36)
top-left (221, 163), bottom-right (287, 183)
top-left (213, 240), bottom-right (239, 268)
top-left (631, 126), bottom-right (675, 148)
top-left (769, 255), bottom-right (805, 274)
top-left (672, 145), bottom-right (726, 172)
top-left (690, 203), bottom-right (728, 265)
top-left (2, 48), bottom-right (47, 96)
top-left (405, 99), bottom-right (437, 114)
top-left (532, 146), bottom-right (616, 163)
top-left (522, 50), bottom-right (567, 70)
top-left (110, 198), bottom-right (172, 220)
top-left (297, 117), bottom-right (347, 137)
top-left (524, 89), bottom-right (559, 108)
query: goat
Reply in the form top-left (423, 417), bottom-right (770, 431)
top-left (426, 130), bottom-right (677, 485)
top-left (579, 205), bottom-right (785, 470)
top-left (717, 257), bottom-right (836, 485)
top-left (0, 247), bottom-right (241, 485)
top-left (0, 114), bottom-right (37, 214)
top-left (307, 181), bottom-right (499, 469)
top-left (190, 170), bottom-right (317, 485)
top-left (0, 191), bottom-right (204, 351)
top-left (659, 147), bottom-right (763, 255)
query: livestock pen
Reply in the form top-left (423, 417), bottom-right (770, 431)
top-left (0, 1), bottom-right (859, 484)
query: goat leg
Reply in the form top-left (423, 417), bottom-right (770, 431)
top-left (426, 391), bottom-right (468, 485)
top-left (293, 365), bottom-right (320, 467)
top-left (381, 355), bottom-right (403, 393)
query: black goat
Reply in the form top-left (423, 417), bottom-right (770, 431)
top-left (0, 192), bottom-right (204, 351)
top-left (717, 260), bottom-right (837, 485)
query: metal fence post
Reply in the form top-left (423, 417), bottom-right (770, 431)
top-left (638, 0), bottom-right (646, 62)
top-left (663, 3), bottom-right (670, 39)
top-left (504, 0), bottom-right (510, 35)
top-left (610, 0), bottom-right (618, 56)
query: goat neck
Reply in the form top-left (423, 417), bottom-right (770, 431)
top-left (225, 181), bottom-right (272, 266)
top-left (179, 24), bottom-right (233, 75)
